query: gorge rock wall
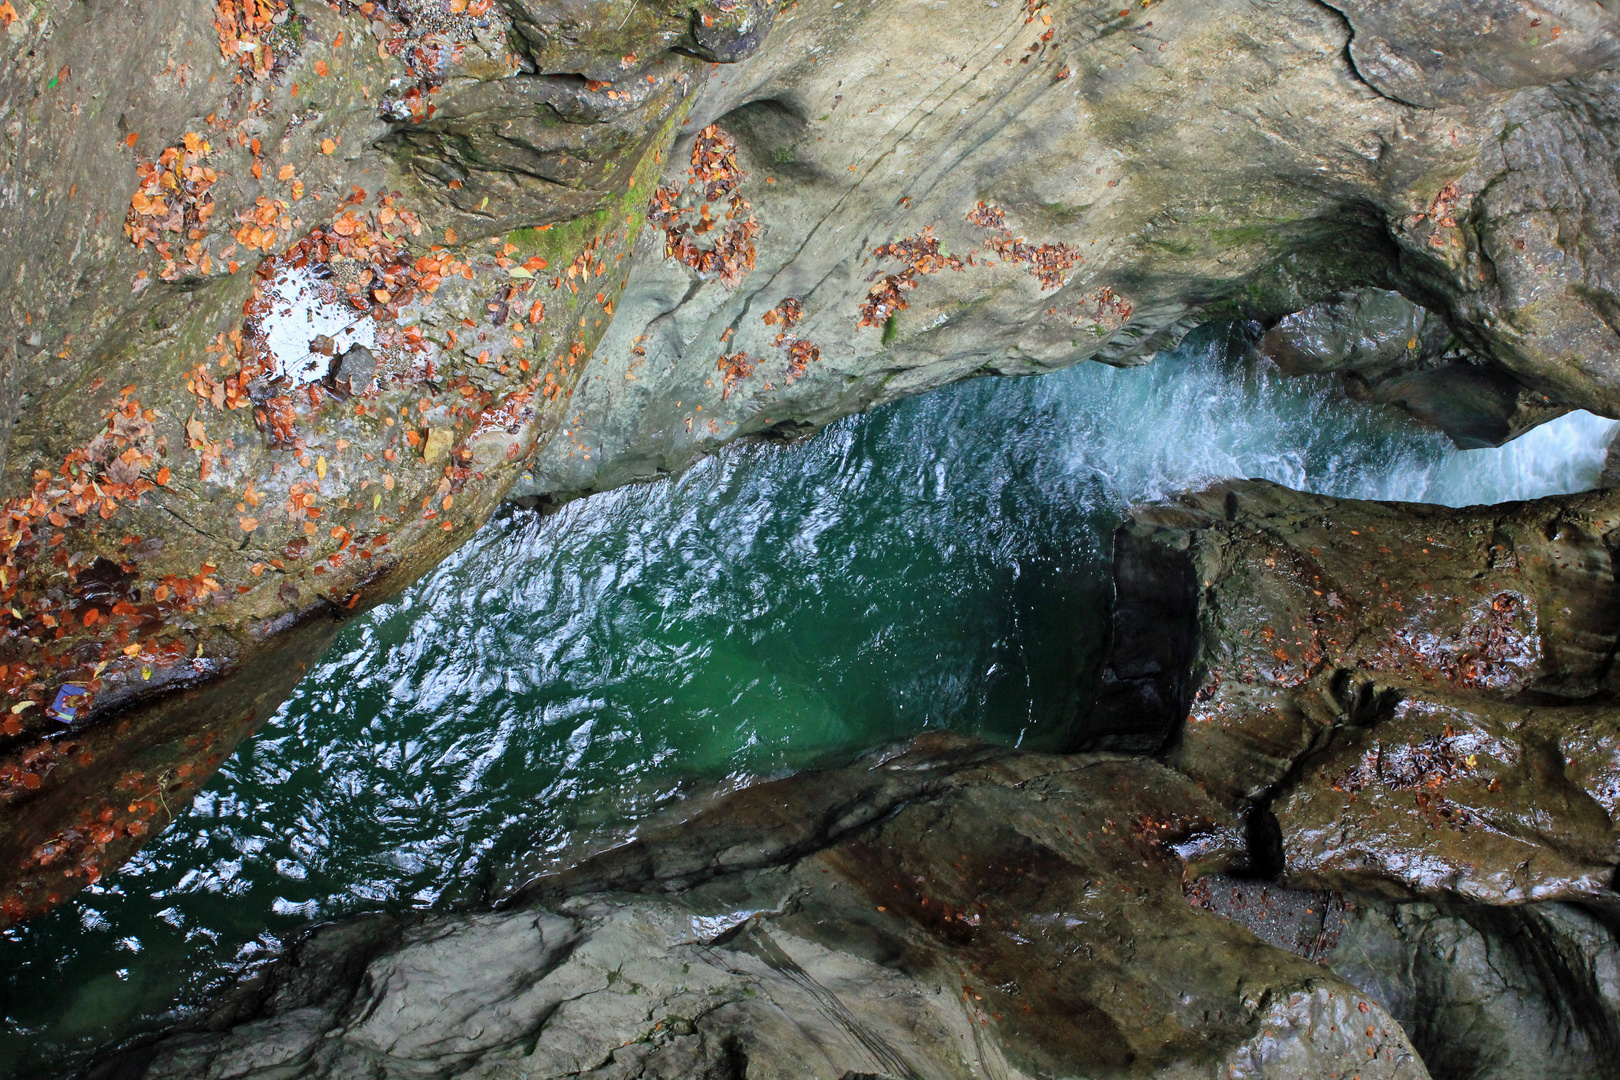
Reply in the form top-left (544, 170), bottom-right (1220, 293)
top-left (514, 0), bottom-right (1620, 505)
top-left (5, 0), bottom-right (1620, 942)
top-left (1098, 479), bottom-right (1620, 904)
top-left (1093, 477), bottom-right (1620, 1076)
top-left (0, 0), bottom-right (772, 925)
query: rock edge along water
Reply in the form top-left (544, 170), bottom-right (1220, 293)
top-left (85, 735), bottom-right (1435, 1080)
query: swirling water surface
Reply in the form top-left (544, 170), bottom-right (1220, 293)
top-left (2, 328), bottom-right (1615, 1077)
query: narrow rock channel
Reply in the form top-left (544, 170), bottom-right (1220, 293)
top-left (5, 0), bottom-right (1620, 1076)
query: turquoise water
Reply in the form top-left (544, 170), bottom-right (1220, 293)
top-left (2, 327), bottom-right (1615, 1077)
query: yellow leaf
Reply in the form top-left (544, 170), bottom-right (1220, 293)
top-left (316, 455), bottom-right (327, 478)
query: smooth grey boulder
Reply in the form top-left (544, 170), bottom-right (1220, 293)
top-left (1328, 899), bottom-right (1620, 1080)
top-left (1259, 289), bottom-right (1568, 448)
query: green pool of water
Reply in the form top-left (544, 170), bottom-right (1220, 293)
top-left (3, 327), bottom-right (1615, 1078)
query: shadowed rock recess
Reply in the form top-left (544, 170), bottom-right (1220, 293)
top-left (10, 0), bottom-right (1620, 1075)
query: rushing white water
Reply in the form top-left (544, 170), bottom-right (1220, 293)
top-left (1014, 331), bottom-right (1619, 507)
top-left (2, 324), bottom-right (1615, 1079)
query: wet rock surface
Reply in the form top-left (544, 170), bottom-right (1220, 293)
top-left (1099, 479), bottom-right (1620, 904)
top-left (1190, 873), bottom-right (1620, 1080)
top-left (1258, 289), bottom-right (1568, 449)
top-left (1327, 897), bottom-right (1620, 1080)
top-left (89, 736), bottom-right (1434, 1080)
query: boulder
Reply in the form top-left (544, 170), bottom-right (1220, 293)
top-left (1259, 289), bottom-right (1568, 449)
top-left (1328, 898), bottom-right (1620, 1080)
top-left (1097, 480), bottom-right (1620, 903)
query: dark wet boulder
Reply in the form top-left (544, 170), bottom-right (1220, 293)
top-left (1097, 480), bottom-right (1620, 903)
top-left (1328, 897), bottom-right (1620, 1080)
top-left (1187, 873), bottom-right (1620, 1080)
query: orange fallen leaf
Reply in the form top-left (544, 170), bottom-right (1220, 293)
top-left (314, 60), bottom-right (329, 76)
top-left (239, 517), bottom-right (259, 531)
top-left (83, 609), bottom-right (100, 627)
top-left (278, 164), bottom-right (295, 181)
top-left (320, 138), bottom-right (337, 154)
top-left (124, 132), bottom-right (138, 148)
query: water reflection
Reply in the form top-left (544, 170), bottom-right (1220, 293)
top-left (2, 328), bottom-right (1614, 1076)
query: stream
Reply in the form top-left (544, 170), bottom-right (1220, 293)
top-left (3, 325), bottom-right (1616, 1078)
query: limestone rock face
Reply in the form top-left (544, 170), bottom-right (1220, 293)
top-left (0, 0), bottom-right (766, 926)
top-left (1191, 872), bottom-right (1620, 1080)
top-left (1098, 480), bottom-right (1620, 904)
top-left (1329, 0), bottom-right (1620, 108)
top-left (515, 0), bottom-right (1620, 508)
top-left (1328, 897), bottom-right (1620, 1080)
top-left (95, 737), bottom-right (1432, 1080)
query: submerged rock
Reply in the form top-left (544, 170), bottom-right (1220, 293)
top-left (89, 736), bottom-right (1432, 1080)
